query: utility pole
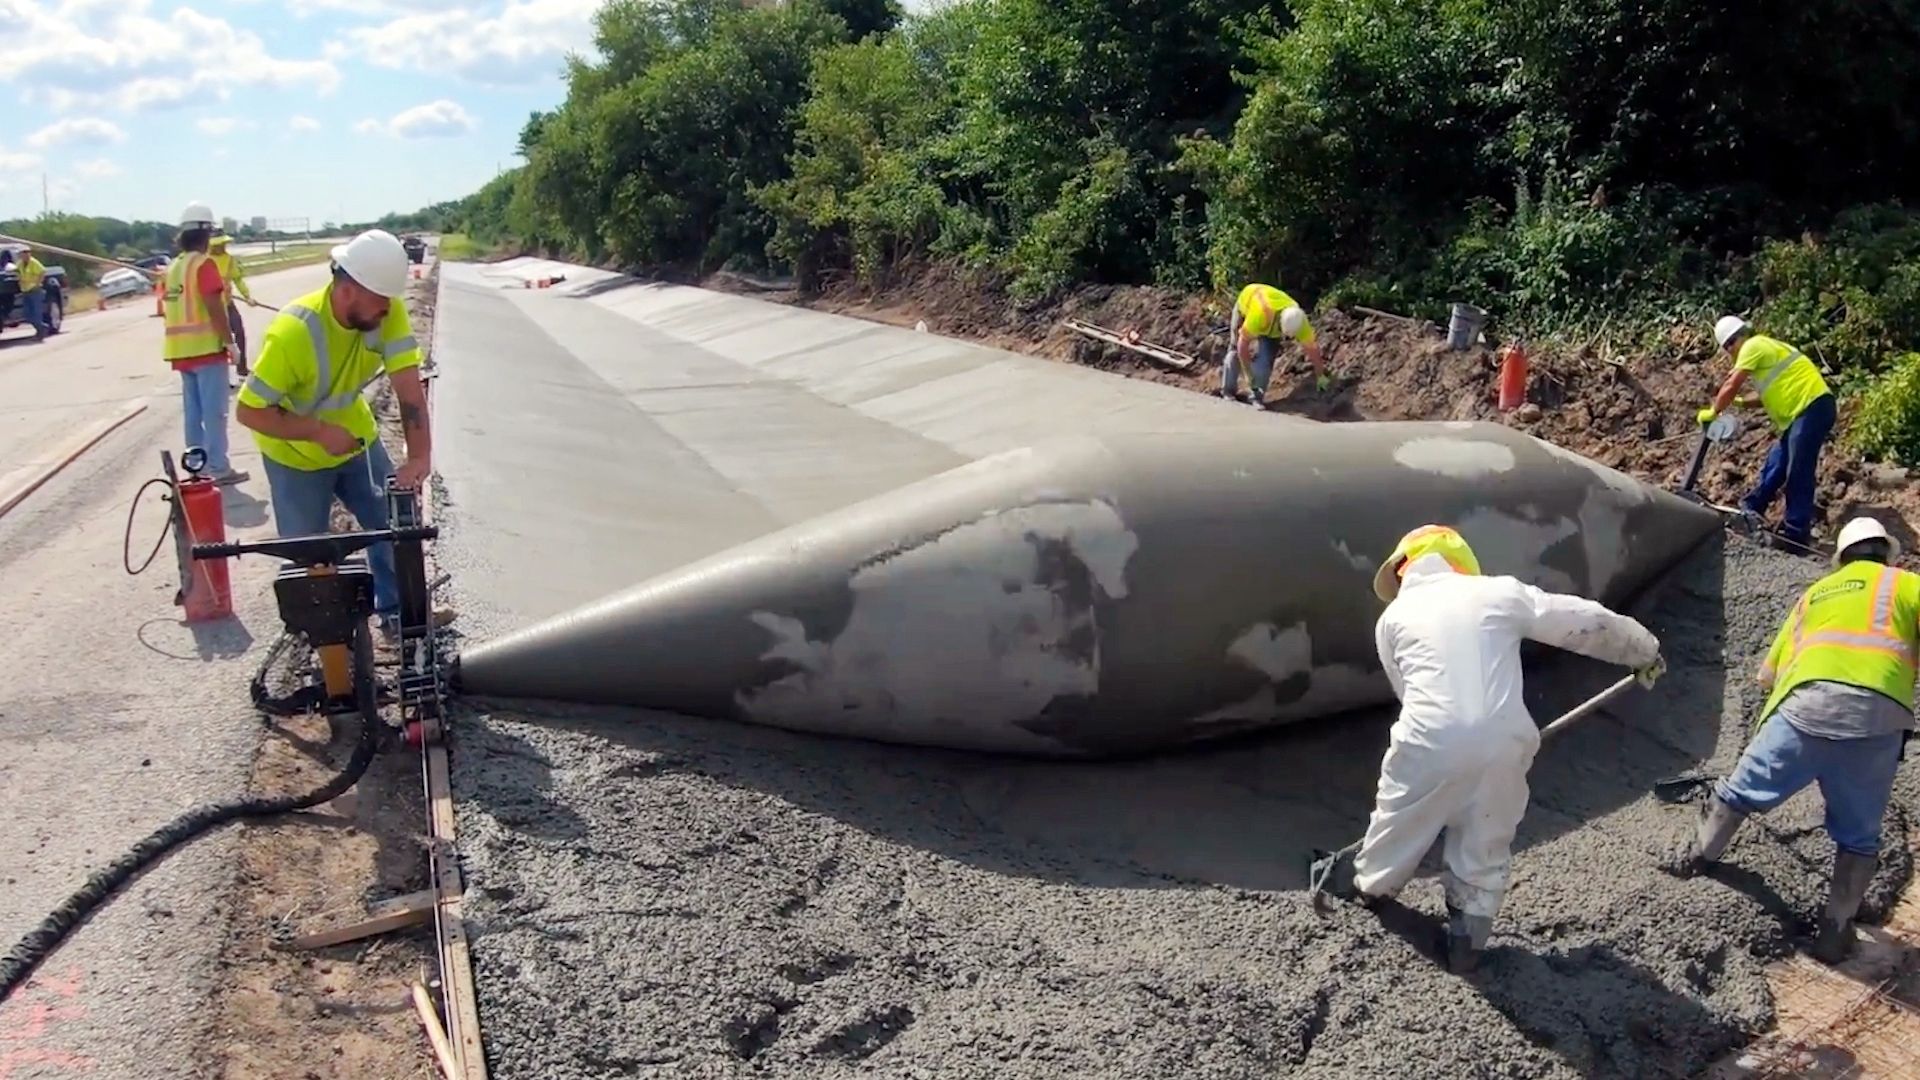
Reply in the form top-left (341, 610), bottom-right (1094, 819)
top-left (42, 172), bottom-right (48, 214)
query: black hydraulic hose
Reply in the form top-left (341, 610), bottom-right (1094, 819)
top-left (0, 677), bottom-right (378, 1002)
top-left (122, 476), bottom-right (174, 576)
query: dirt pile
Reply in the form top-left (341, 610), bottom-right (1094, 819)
top-left (715, 264), bottom-right (1920, 551)
top-left (449, 533), bottom-right (1918, 1079)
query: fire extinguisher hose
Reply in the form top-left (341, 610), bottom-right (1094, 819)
top-left (0, 667), bottom-right (378, 1002)
top-left (122, 476), bottom-right (175, 576)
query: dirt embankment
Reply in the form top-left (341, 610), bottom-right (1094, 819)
top-left (710, 262), bottom-right (1920, 551)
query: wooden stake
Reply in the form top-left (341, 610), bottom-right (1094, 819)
top-left (286, 890), bottom-right (435, 950)
top-left (413, 982), bottom-right (463, 1080)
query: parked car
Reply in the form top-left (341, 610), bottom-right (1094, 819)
top-left (98, 266), bottom-right (152, 301)
top-left (134, 254), bottom-right (172, 272)
top-left (402, 235), bottom-right (427, 264)
top-left (0, 243), bottom-right (68, 338)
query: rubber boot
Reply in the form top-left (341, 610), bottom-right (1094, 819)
top-left (1444, 903), bottom-right (1494, 974)
top-left (1669, 795), bottom-right (1745, 878)
top-left (1811, 851), bottom-right (1877, 965)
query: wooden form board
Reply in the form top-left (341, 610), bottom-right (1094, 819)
top-left (416, 278), bottom-right (490, 1080)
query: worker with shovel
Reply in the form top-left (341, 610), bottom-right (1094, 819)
top-left (1697, 317), bottom-right (1835, 548)
top-left (208, 234), bottom-right (255, 384)
top-left (1669, 516), bottom-right (1915, 964)
top-left (1223, 283), bottom-right (1325, 406)
top-left (1311, 524), bottom-right (1665, 973)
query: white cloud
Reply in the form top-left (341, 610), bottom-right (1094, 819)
top-left (0, 0), bottom-right (340, 113)
top-left (0, 146), bottom-right (43, 172)
top-left (358, 99), bottom-right (477, 139)
top-left (289, 114), bottom-right (322, 132)
top-left (196, 116), bottom-right (255, 136)
top-left (327, 0), bottom-right (598, 85)
top-left (25, 116), bottom-right (127, 148)
top-left (74, 157), bottom-right (122, 179)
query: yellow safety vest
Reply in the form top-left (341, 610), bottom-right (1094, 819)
top-left (1235, 284), bottom-right (1315, 344)
top-left (1758, 561), bottom-right (1920, 728)
top-left (1735, 335), bottom-right (1831, 432)
top-left (162, 252), bottom-right (224, 362)
top-left (238, 285), bottom-right (420, 471)
top-left (210, 250), bottom-right (249, 300)
top-left (18, 256), bottom-right (45, 292)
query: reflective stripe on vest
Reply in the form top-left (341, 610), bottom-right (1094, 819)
top-left (269, 304), bottom-right (410, 415)
top-left (1749, 346), bottom-right (1809, 393)
top-left (162, 252), bottom-right (223, 361)
top-left (1759, 564), bottom-right (1919, 728)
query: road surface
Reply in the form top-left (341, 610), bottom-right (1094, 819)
top-left (0, 263), bottom-right (329, 1079)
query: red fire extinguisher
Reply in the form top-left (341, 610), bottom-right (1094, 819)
top-left (1497, 342), bottom-right (1530, 412)
top-left (164, 448), bottom-right (234, 622)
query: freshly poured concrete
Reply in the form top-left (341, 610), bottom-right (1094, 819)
top-left (439, 264), bottom-right (1717, 753)
top-left (452, 534), bottom-right (1918, 1079)
top-left (430, 263), bottom-right (1916, 1077)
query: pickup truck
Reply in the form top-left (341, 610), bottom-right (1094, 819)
top-left (402, 235), bottom-right (427, 264)
top-left (0, 243), bottom-right (68, 338)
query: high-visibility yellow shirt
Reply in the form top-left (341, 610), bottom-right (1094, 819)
top-left (18, 256), bottom-right (45, 292)
top-left (1758, 560), bottom-right (1920, 728)
top-left (210, 250), bottom-right (251, 301)
top-left (1235, 283), bottom-right (1315, 344)
top-left (1734, 334), bottom-right (1831, 432)
top-left (163, 252), bottom-right (226, 363)
top-left (238, 284), bottom-right (421, 471)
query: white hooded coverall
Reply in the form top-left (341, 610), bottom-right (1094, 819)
top-left (1353, 555), bottom-right (1660, 919)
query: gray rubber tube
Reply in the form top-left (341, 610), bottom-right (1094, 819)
top-left (455, 421), bottom-right (1719, 757)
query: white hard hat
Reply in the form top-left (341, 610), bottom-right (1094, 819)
top-left (1713, 315), bottom-right (1750, 350)
top-left (179, 201), bottom-right (215, 228)
top-left (1833, 517), bottom-right (1900, 564)
top-left (330, 229), bottom-right (409, 299)
top-left (1280, 305), bottom-right (1308, 338)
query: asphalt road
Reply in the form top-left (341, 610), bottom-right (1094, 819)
top-left (0, 263), bottom-right (329, 1079)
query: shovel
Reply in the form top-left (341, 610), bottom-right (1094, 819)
top-left (1309, 670), bottom-right (1649, 912)
top-left (1678, 412), bottom-right (1743, 499)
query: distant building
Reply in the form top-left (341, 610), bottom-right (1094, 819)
top-left (221, 217), bottom-right (239, 234)
top-left (250, 216), bottom-right (267, 232)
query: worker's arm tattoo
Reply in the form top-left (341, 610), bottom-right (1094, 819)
top-left (401, 401), bottom-right (425, 431)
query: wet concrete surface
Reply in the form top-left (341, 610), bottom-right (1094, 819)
top-left (427, 266), bottom-right (1917, 1075)
top-left (450, 535), bottom-right (1916, 1078)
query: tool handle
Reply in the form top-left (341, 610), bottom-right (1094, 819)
top-left (1538, 673), bottom-right (1640, 740)
top-left (1680, 432), bottom-right (1712, 494)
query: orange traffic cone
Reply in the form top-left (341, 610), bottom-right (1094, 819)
top-left (152, 278), bottom-right (163, 318)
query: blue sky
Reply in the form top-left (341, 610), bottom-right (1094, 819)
top-left (0, 0), bottom-right (602, 225)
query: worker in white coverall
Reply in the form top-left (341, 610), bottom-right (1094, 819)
top-left (1312, 525), bottom-right (1665, 973)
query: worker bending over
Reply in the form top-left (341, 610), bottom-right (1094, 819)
top-left (209, 234), bottom-right (253, 382)
top-left (165, 202), bottom-right (247, 486)
top-left (1699, 317), bottom-right (1835, 548)
top-left (235, 229), bottom-right (453, 639)
top-left (1224, 283), bottom-right (1325, 406)
top-left (1314, 525), bottom-right (1663, 973)
top-left (1672, 517), bottom-right (1915, 963)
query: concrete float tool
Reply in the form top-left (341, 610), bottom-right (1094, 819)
top-left (1308, 668), bottom-right (1653, 913)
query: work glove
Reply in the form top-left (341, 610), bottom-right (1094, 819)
top-left (1696, 407), bottom-right (1718, 426)
top-left (1636, 655), bottom-right (1667, 690)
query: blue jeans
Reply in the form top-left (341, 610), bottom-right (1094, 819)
top-left (20, 285), bottom-right (48, 336)
top-left (1716, 713), bottom-right (1904, 856)
top-left (179, 364), bottom-right (232, 473)
top-left (1743, 393), bottom-right (1836, 545)
top-left (1222, 336), bottom-right (1278, 397)
top-left (261, 439), bottom-right (399, 617)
